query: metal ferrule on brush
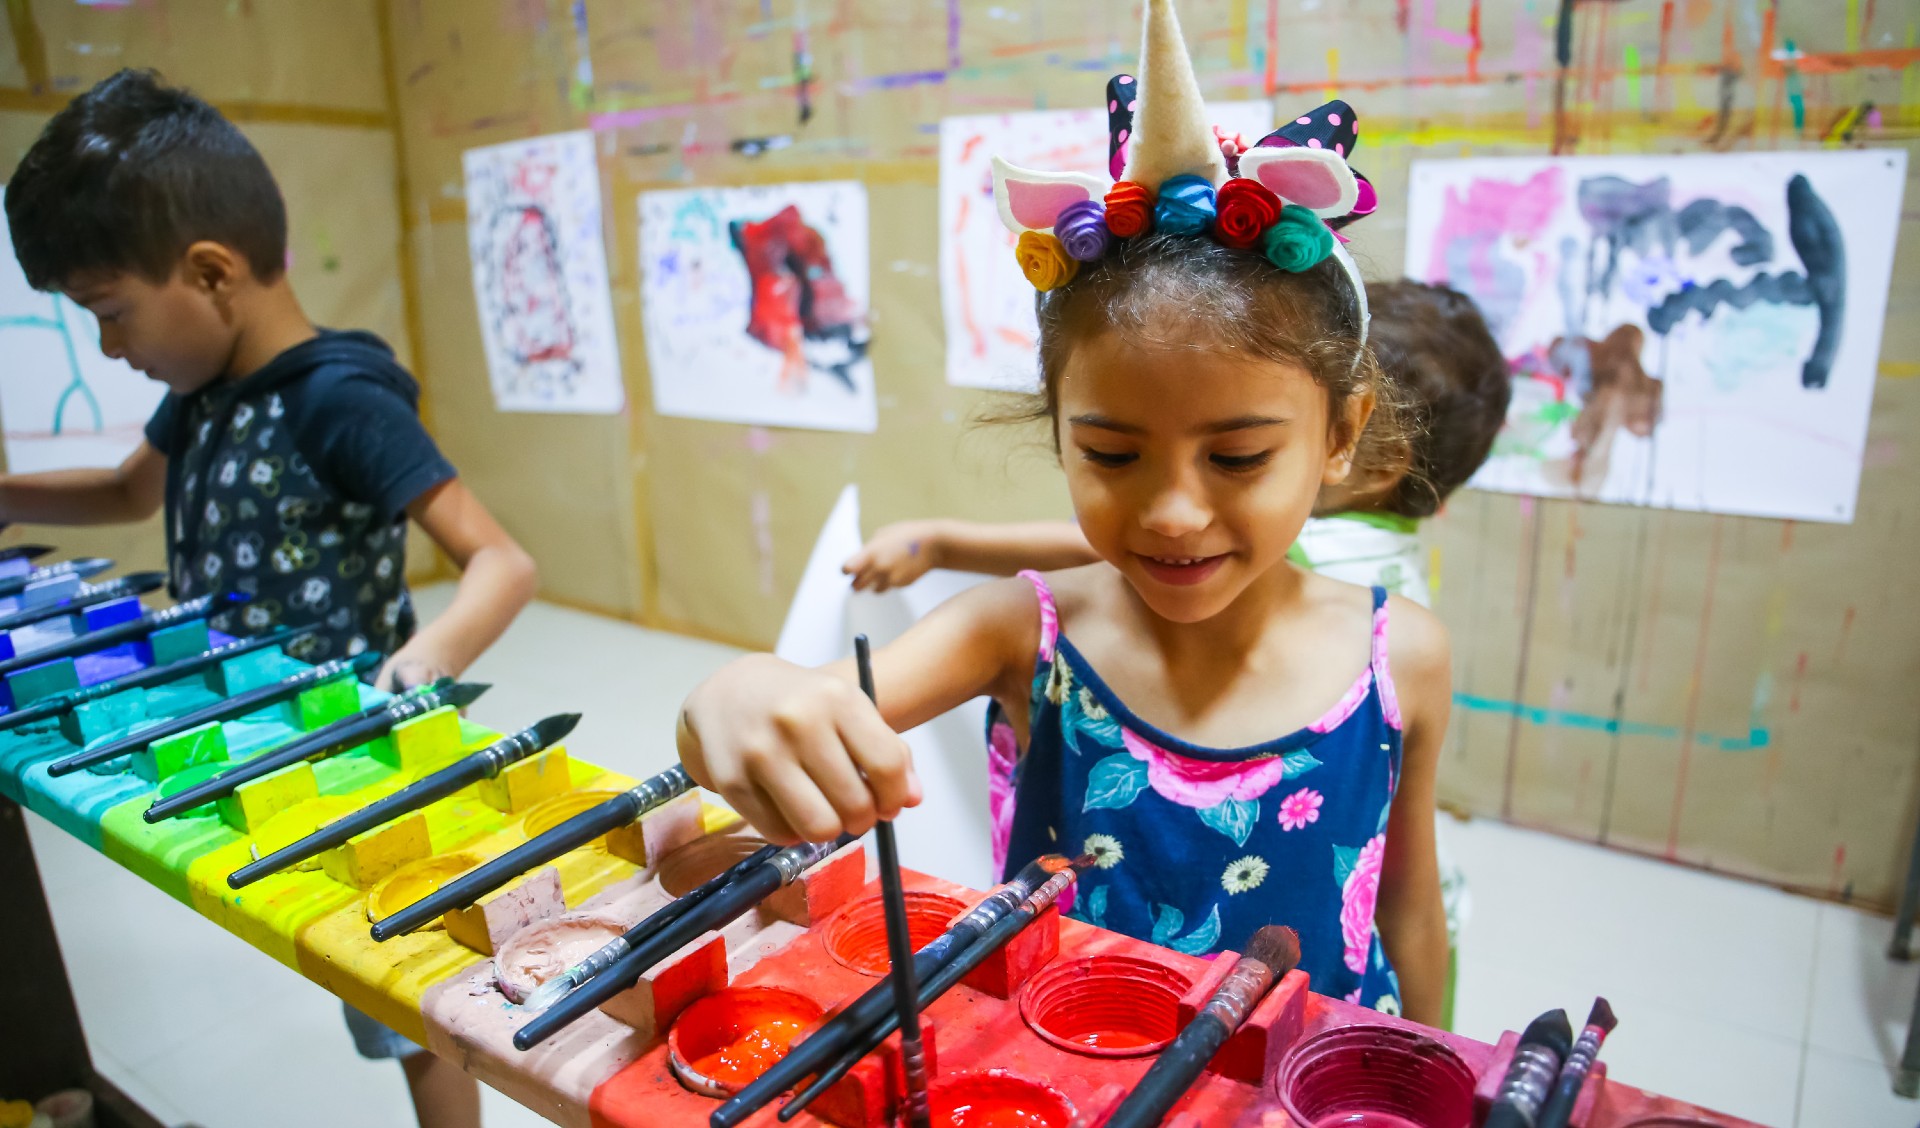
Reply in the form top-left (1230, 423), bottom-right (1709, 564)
top-left (477, 724), bottom-right (543, 776)
top-left (766, 837), bottom-right (841, 884)
top-left (153, 596), bottom-right (213, 623)
top-left (625, 764), bottom-right (694, 812)
top-left (1496, 1043), bottom-right (1563, 1121)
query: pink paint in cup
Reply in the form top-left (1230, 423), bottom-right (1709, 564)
top-left (1277, 1024), bottom-right (1476, 1128)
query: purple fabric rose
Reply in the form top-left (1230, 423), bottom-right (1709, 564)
top-left (1054, 199), bottom-right (1113, 262)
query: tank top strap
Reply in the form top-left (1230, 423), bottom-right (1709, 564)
top-left (1015, 569), bottom-right (1060, 663)
top-left (1369, 585), bottom-right (1403, 731)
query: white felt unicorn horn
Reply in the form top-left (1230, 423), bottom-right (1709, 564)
top-left (1121, 0), bottom-right (1229, 189)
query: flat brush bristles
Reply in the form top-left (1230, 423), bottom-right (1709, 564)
top-left (1586, 997), bottom-right (1617, 1034)
top-left (1242, 925), bottom-right (1300, 974)
top-left (1522, 1009), bottom-right (1573, 1059)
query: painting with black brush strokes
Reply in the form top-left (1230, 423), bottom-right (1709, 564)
top-left (1405, 150), bottom-right (1905, 524)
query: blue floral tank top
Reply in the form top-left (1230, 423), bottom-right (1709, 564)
top-left (989, 571), bottom-right (1404, 1013)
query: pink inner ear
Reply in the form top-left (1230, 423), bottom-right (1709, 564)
top-left (1251, 159), bottom-right (1345, 210)
top-left (1006, 181), bottom-right (1097, 229)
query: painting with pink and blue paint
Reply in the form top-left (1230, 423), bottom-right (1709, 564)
top-left (1404, 150), bottom-right (1906, 524)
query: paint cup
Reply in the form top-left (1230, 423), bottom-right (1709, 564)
top-left (667, 985), bottom-right (825, 1097)
top-left (366, 851), bottom-right (485, 927)
top-left (824, 890), bottom-right (968, 975)
top-left (520, 788), bottom-right (622, 839)
top-left (927, 1070), bottom-right (1075, 1128)
top-left (657, 833), bottom-right (772, 897)
top-left (155, 762), bottom-right (228, 819)
top-left (494, 911), bottom-right (629, 1003)
top-left (247, 796), bottom-right (360, 872)
top-left (1019, 954), bottom-right (1193, 1058)
top-left (1276, 1024), bottom-right (1475, 1128)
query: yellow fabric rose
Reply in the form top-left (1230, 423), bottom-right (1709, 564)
top-left (1015, 230), bottom-right (1079, 292)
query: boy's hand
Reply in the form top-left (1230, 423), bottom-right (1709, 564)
top-left (678, 653), bottom-right (921, 845)
top-left (377, 646), bottom-right (452, 693)
top-left (843, 520), bottom-right (941, 593)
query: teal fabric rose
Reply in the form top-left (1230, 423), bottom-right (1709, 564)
top-left (1260, 204), bottom-right (1334, 272)
top-left (1153, 174), bottom-right (1217, 236)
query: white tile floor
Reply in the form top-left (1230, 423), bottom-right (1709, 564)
top-left (19, 586), bottom-right (1919, 1128)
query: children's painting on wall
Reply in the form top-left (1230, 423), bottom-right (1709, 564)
top-left (639, 181), bottom-right (875, 433)
top-left (464, 130), bottom-right (625, 415)
top-left (939, 101), bottom-right (1273, 392)
top-left (0, 209), bottom-right (165, 473)
top-left (1406, 150), bottom-right (1906, 523)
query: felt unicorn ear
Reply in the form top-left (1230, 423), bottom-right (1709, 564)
top-left (991, 156), bottom-right (1108, 234)
top-left (1237, 146), bottom-right (1360, 219)
top-left (1120, 0), bottom-right (1229, 190)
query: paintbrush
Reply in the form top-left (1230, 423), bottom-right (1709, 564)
top-left (715, 858), bottom-right (1064, 1128)
top-left (0, 594), bottom-right (216, 681)
top-left (143, 680), bottom-right (489, 822)
top-left (1101, 925), bottom-right (1302, 1128)
top-left (1484, 1008), bottom-right (1574, 1128)
top-left (511, 834), bottom-right (857, 1051)
top-left (0, 556), bottom-right (112, 600)
top-left (520, 840), bottom-right (784, 1012)
top-left (852, 634), bottom-right (931, 1128)
top-left (1534, 998), bottom-right (1617, 1128)
top-left (0, 627), bottom-right (313, 734)
top-left (0, 544), bottom-right (53, 564)
top-left (0, 572), bottom-right (165, 635)
top-left (775, 855), bottom-right (1094, 1123)
top-left (45, 650), bottom-right (381, 776)
top-left (369, 763), bottom-right (699, 941)
top-left (229, 713), bottom-right (582, 888)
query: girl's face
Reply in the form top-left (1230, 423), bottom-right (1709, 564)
top-left (1057, 329), bottom-right (1367, 623)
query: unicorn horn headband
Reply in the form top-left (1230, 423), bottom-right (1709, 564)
top-left (991, 0), bottom-right (1375, 348)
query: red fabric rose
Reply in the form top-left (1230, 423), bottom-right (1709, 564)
top-left (1104, 181), bottom-right (1154, 238)
top-left (1214, 178), bottom-right (1283, 250)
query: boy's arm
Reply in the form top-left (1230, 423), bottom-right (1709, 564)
top-left (844, 519), bottom-right (1097, 592)
top-left (1374, 596), bottom-right (1451, 1027)
top-left (0, 442), bottom-right (166, 526)
top-left (380, 478), bottom-right (537, 691)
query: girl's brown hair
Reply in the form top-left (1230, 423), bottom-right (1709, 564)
top-left (996, 232), bottom-right (1411, 488)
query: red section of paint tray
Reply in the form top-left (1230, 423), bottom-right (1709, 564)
top-left (583, 860), bottom-right (1771, 1128)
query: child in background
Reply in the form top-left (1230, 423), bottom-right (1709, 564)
top-left (680, 10), bottom-right (1452, 1021)
top-left (843, 279), bottom-right (1511, 608)
top-left (2, 70), bottom-right (537, 1128)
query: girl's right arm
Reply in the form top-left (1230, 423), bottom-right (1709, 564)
top-left (844, 519), bottom-right (1097, 591)
top-left (678, 575), bottom-right (1041, 845)
top-left (0, 441), bottom-right (166, 526)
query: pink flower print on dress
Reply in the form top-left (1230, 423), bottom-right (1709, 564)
top-left (1121, 728), bottom-right (1295, 809)
top-left (988, 718), bottom-right (1019, 877)
top-left (1372, 604), bottom-right (1403, 731)
top-left (1340, 833), bottom-right (1387, 974)
top-left (1277, 787), bottom-right (1324, 831)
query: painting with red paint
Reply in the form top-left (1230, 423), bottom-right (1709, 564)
top-left (463, 130), bottom-right (625, 414)
top-left (639, 181), bottom-right (876, 432)
top-left (937, 101), bottom-right (1271, 391)
top-left (1405, 150), bottom-right (1906, 523)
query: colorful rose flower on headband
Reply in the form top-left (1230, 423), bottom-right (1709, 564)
top-left (1153, 173), bottom-right (1216, 236)
top-left (1261, 204), bottom-right (1334, 273)
top-left (1015, 230), bottom-right (1079, 291)
top-left (1054, 200), bottom-right (1113, 262)
top-left (1213, 178), bottom-right (1282, 251)
top-left (1104, 182), bottom-right (1154, 238)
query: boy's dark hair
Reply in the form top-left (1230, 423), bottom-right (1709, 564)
top-left (1364, 280), bottom-right (1511, 517)
top-left (5, 69), bottom-right (287, 292)
top-left (1008, 233), bottom-right (1412, 490)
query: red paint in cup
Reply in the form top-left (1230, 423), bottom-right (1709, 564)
top-left (929, 1071), bottom-right (1075, 1128)
top-left (1019, 955), bottom-right (1193, 1058)
top-left (1277, 1024), bottom-right (1476, 1128)
top-left (667, 986), bottom-right (824, 1097)
top-left (825, 891), bottom-right (967, 976)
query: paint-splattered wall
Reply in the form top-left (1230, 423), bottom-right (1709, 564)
top-left (0, 0), bottom-right (421, 578)
top-left (389, 0), bottom-right (1917, 908)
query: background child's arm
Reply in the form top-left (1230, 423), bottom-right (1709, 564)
top-left (0, 442), bottom-right (166, 526)
top-left (844, 518), bottom-right (1097, 591)
top-left (1374, 598), bottom-right (1452, 1027)
top-left (379, 478), bottom-right (537, 690)
top-left (679, 576), bottom-right (1039, 844)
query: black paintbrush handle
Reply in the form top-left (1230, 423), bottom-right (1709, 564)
top-left (228, 721), bottom-right (535, 887)
top-left (512, 837), bottom-right (850, 1051)
top-left (0, 572), bottom-right (164, 634)
top-left (45, 651), bottom-right (376, 776)
top-left (0, 595), bottom-right (213, 681)
top-left (1102, 1015), bottom-right (1234, 1128)
top-left (0, 544), bottom-right (53, 564)
top-left (0, 628), bottom-right (308, 734)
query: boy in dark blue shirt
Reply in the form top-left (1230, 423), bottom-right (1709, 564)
top-left (2, 69), bottom-right (536, 1128)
